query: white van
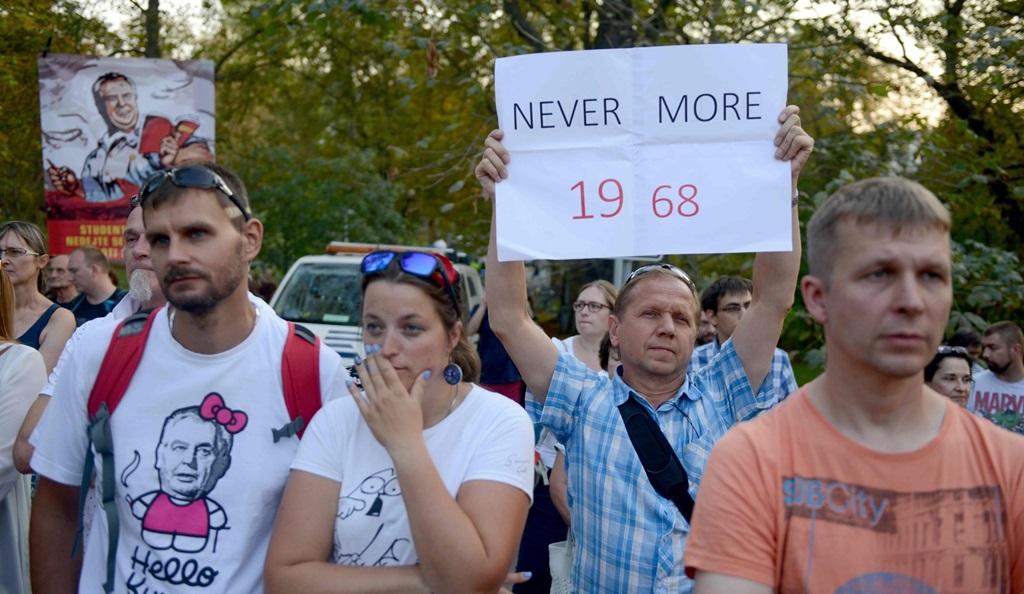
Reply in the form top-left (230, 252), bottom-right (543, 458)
top-left (269, 242), bottom-right (483, 366)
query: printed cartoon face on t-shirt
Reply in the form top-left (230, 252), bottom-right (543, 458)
top-left (127, 393), bottom-right (248, 554)
top-left (156, 415), bottom-right (223, 499)
top-left (333, 468), bottom-right (411, 566)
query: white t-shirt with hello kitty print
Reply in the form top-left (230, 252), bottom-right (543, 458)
top-left (31, 298), bottom-right (348, 593)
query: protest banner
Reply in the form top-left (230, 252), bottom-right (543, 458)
top-left (494, 44), bottom-right (790, 261)
top-left (38, 54), bottom-right (215, 260)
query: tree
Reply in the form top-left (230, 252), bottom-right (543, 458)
top-left (0, 0), bottom-right (118, 225)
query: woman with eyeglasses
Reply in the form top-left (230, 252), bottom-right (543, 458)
top-left (925, 346), bottom-right (974, 407)
top-left (0, 268), bottom-right (47, 592)
top-left (265, 250), bottom-right (534, 594)
top-left (0, 221), bottom-right (75, 372)
top-left (560, 280), bottom-right (618, 372)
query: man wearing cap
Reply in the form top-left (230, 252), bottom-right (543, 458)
top-left (474, 106), bottom-right (813, 592)
top-left (29, 162), bottom-right (348, 593)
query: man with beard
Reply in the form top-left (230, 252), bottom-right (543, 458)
top-left (29, 162), bottom-right (347, 593)
top-left (968, 321), bottom-right (1024, 433)
top-left (13, 202), bottom-right (164, 473)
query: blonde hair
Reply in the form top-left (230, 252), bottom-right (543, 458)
top-left (807, 177), bottom-right (950, 283)
top-left (0, 220), bottom-right (49, 293)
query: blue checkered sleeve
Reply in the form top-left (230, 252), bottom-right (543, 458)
top-left (693, 339), bottom-right (780, 424)
top-left (540, 350), bottom-right (603, 445)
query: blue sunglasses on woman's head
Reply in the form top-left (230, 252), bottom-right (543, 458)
top-left (361, 250), bottom-right (461, 317)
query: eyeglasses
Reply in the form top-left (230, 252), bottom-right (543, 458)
top-left (133, 165), bottom-right (251, 221)
top-left (573, 300), bottom-right (610, 313)
top-left (937, 345), bottom-right (970, 356)
top-left (361, 251), bottom-right (462, 317)
top-left (0, 247), bottom-right (41, 259)
top-left (624, 263), bottom-right (697, 297)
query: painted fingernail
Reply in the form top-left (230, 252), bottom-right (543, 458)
top-left (353, 355), bottom-right (362, 366)
top-left (365, 344), bottom-right (380, 354)
top-left (422, 370), bottom-right (432, 380)
top-left (522, 572), bottom-right (532, 580)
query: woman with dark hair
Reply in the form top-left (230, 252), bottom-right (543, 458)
top-left (265, 250), bottom-right (534, 594)
top-left (0, 221), bottom-right (75, 372)
top-left (0, 268), bottom-right (48, 592)
top-left (924, 346), bottom-right (974, 407)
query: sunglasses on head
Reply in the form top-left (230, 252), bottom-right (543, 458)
top-left (624, 263), bottom-right (697, 297)
top-left (361, 250), bottom-right (462, 317)
top-left (937, 345), bottom-right (970, 356)
top-left (132, 165), bottom-right (251, 221)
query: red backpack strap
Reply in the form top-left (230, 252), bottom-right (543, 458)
top-left (274, 322), bottom-right (322, 442)
top-left (87, 307), bottom-right (161, 419)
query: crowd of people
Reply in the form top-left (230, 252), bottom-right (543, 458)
top-left (0, 101), bottom-right (1022, 594)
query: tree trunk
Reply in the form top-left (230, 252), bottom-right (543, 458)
top-left (145, 0), bottom-right (160, 58)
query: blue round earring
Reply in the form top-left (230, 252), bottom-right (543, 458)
top-left (443, 362), bottom-right (463, 385)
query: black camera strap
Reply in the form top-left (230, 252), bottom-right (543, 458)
top-left (617, 395), bottom-right (695, 522)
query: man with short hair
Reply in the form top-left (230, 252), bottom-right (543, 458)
top-left (475, 105), bottom-right (813, 592)
top-left (46, 254), bottom-right (80, 306)
top-left (689, 276), bottom-right (798, 398)
top-left (29, 162), bottom-right (347, 593)
top-left (696, 311), bottom-right (716, 346)
top-left (684, 177), bottom-right (1024, 593)
top-left (66, 246), bottom-right (126, 326)
top-left (968, 321), bottom-right (1024, 433)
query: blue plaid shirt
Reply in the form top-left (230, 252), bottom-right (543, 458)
top-left (688, 339), bottom-right (799, 399)
top-left (530, 341), bottom-right (784, 593)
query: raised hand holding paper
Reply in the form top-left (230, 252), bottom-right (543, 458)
top-left (493, 44), bottom-right (790, 261)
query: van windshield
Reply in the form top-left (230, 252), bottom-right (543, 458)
top-left (273, 262), bottom-right (362, 325)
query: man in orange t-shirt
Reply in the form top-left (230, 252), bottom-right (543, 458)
top-left (685, 177), bottom-right (1024, 594)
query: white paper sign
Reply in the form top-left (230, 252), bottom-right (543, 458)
top-left (494, 44), bottom-right (790, 261)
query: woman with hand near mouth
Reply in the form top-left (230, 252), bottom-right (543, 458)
top-left (265, 250), bottom-right (535, 594)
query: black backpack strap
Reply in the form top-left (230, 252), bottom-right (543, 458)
top-left (617, 396), bottom-right (695, 522)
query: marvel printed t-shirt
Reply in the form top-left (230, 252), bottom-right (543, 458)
top-left (968, 370), bottom-right (1024, 434)
top-left (684, 388), bottom-right (1024, 593)
top-left (291, 385), bottom-right (534, 566)
top-left (30, 299), bottom-right (347, 594)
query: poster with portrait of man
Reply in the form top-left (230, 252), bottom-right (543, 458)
top-left (38, 54), bottom-right (215, 259)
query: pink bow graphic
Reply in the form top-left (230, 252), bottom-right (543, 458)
top-left (199, 393), bottom-right (248, 434)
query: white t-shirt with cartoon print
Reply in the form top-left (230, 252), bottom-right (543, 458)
top-left (291, 385), bottom-right (534, 567)
top-left (30, 298), bottom-right (348, 594)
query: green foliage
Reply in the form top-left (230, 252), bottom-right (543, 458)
top-left (3, 0), bottom-right (1023, 371)
top-left (240, 146), bottom-right (410, 273)
top-left (0, 0), bottom-right (119, 223)
top-left (950, 239), bottom-right (1024, 332)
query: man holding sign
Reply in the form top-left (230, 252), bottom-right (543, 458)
top-left (475, 99), bottom-right (812, 592)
